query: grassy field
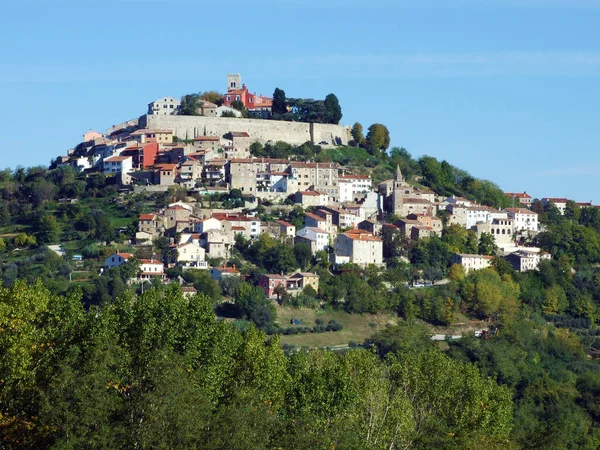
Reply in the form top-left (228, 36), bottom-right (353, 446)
top-left (275, 305), bottom-right (397, 348)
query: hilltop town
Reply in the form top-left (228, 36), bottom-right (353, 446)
top-left (44, 73), bottom-right (598, 292)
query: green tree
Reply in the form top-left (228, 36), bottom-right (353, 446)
top-left (294, 242), bottom-right (313, 269)
top-left (366, 123), bottom-right (390, 155)
top-left (478, 232), bottom-right (498, 256)
top-left (272, 88), bottom-right (287, 115)
top-left (38, 214), bottom-right (61, 244)
top-left (180, 94), bottom-right (201, 115)
top-left (351, 122), bottom-right (365, 147)
top-left (324, 93), bottom-right (342, 124)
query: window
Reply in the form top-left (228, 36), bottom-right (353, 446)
top-left (226, 96), bottom-right (230, 101)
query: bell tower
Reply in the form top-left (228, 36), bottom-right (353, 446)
top-left (227, 73), bottom-right (241, 92)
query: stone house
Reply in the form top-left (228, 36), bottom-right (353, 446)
top-left (148, 97), bottom-right (181, 115)
top-left (295, 227), bottom-right (330, 253)
top-left (333, 229), bottom-right (383, 267)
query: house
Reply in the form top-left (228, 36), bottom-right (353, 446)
top-left (155, 163), bottom-right (178, 185)
top-left (286, 271), bottom-right (319, 292)
top-left (333, 229), bottom-right (383, 267)
top-left (138, 259), bottom-right (165, 280)
top-left (505, 192), bottom-right (533, 208)
top-left (193, 217), bottom-right (222, 234)
top-left (445, 196), bottom-right (474, 207)
top-left (276, 220), bottom-right (296, 238)
top-left (295, 227), bottom-right (330, 253)
top-left (259, 271), bottom-right (321, 298)
top-left (542, 198), bottom-right (568, 215)
top-left (210, 265), bottom-right (241, 281)
top-left (338, 174), bottom-right (372, 202)
top-left (215, 213), bottom-right (261, 239)
top-left (137, 213), bottom-right (165, 238)
top-left (120, 142), bottom-right (159, 169)
top-left (176, 242), bottom-right (207, 269)
top-left (224, 131), bottom-right (252, 159)
top-left (193, 135), bottom-right (221, 151)
top-left (504, 208), bottom-right (539, 233)
top-left (451, 253), bottom-right (493, 273)
top-left (304, 210), bottom-right (335, 236)
top-left (104, 251), bottom-right (134, 270)
top-left (130, 129), bottom-right (173, 144)
top-left (103, 155), bottom-right (133, 185)
top-left (475, 218), bottom-right (514, 246)
top-left (295, 190), bottom-right (328, 207)
top-left (289, 162), bottom-right (339, 198)
top-left (83, 130), bottom-right (103, 142)
top-left (223, 74), bottom-right (273, 111)
top-left (358, 219), bottom-right (382, 236)
top-left (148, 97), bottom-right (181, 115)
top-left (506, 250), bottom-right (551, 272)
top-left (406, 213), bottom-right (443, 235)
top-left (203, 159), bottom-right (227, 183)
top-left (259, 274), bottom-right (288, 298)
top-left (165, 205), bottom-right (191, 230)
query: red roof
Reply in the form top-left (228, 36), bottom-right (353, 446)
top-left (505, 192), bottom-right (532, 199)
top-left (543, 197), bottom-right (569, 203)
top-left (299, 191), bottom-right (323, 196)
top-left (214, 266), bottom-right (239, 274)
top-left (139, 214), bottom-right (156, 221)
top-left (232, 226), bottom-right (246, 230)
top-left (104, 156), bottom-right (131, 163)
top-left (343, 229), bottom-right (382, 242)
top-left (305, 212), bottom-right (324, 222)
top-left (155, 164), bottom-right (177, 170)
top-left (193, 135), bottom-right (219, 141)
top-left (338, 174), bottom-right (370, 180)
top-left (276, 219), bottom-right (294, 227)
top-left (140, 259), bottom-right (163, 265)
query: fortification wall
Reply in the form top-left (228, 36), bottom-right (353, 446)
top-left (142, 115), bottom-right (350, 146)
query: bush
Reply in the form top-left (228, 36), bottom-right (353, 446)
top-left (326, 319), bottom-right (343, 332)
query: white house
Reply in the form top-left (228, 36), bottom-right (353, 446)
top-left (148, 96), bottom-right (181, 115)
top-left (176, 242), bottom-right (207, 269)
top-left (504, 208), bottom-right (539, 232)
top-left (295, 227), bottom-right (330, 253)
top-left (506, 250), bottom-right (551, 272)
top-left (451, 253), bottom-right (493, 273)
top-left (193, 217), bottom-right (222, 234)
top-left (104, 251), bottom-right (134, 270)
top-left (338, 174), bottom-right (372, 202)
top-left (103, 155), bottom-right (133, 185)
top-left (69, 156), bottom-right (92, 172)
top-left (542, 198), bottom-right (568, 215)
top-left (333, 229), bottom-right (383, 267)
top-left (138, 259), bottom-right (165, 280)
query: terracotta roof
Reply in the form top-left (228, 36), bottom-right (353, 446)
top-left (193, 135), bottom-right (220, 141)
top-left (299, 191), bottom-right (323, 196)
top-left (114, 252), bottom-right (133, 259)
top-left (505, 192), bottom-right (532, 199)
top-left (229, 131), bottom-right (250, 137)
top-left (104, 156), bottom-right (131, 163)
top-left (140, 259), bottom-right (163, 265)
top-left (305, 212), bottom-right (325, 222)
top-left (166, 205), bottom-right (188, 211)
top-left (276, 219), bottom-right (294, 227)
top-left (213, 266), bottom-right (239, 274)
top-left (155, 164), bottom-right (177, 170)
top-left (232, 226), bottom-right (246, 230)
top-left (138, 214), bottom-right (156, 221)
top-left (343, 229), bottom-right (382, 242)
top-left (543, 197), bottom-right (569, 203)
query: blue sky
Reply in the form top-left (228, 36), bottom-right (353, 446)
top-left (1, 0), bottom-right (600, 202)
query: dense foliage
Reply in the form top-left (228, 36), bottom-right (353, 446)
top-left (0, 282), bottom-right (514, 449)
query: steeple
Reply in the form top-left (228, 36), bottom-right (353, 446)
top-left (394, 165), bottom-right (403, 183)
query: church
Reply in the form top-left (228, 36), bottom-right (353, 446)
top-left (378, 166), bottom-right (437, 217)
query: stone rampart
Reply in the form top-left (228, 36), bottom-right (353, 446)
top-left (142, 114), bottom-right (350, 146)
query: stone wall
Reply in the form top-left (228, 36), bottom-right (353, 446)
top-left (141, 114), bottom-right (350, 146)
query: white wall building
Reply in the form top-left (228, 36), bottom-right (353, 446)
top-left (451, 253), bottom-right (493, 273)
top-left (176, 242), bottom-right (207, 268)
top-left (103, 155), bottom-right (133, 185)
top-left (504, 208), bottom-right (539, 232)
top-left (148, 96), bottom-right (181, 115)
top-left (338, 174), bottom-right (372, 202)
top-left (104, 251), bottom-right (133, 270)
top-left (295, 227), bottom-right (330, 253)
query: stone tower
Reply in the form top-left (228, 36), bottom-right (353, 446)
top-left (391, 165), bottom-right (407, 215)
top-left (227, 73), bottom-right (241, 92)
